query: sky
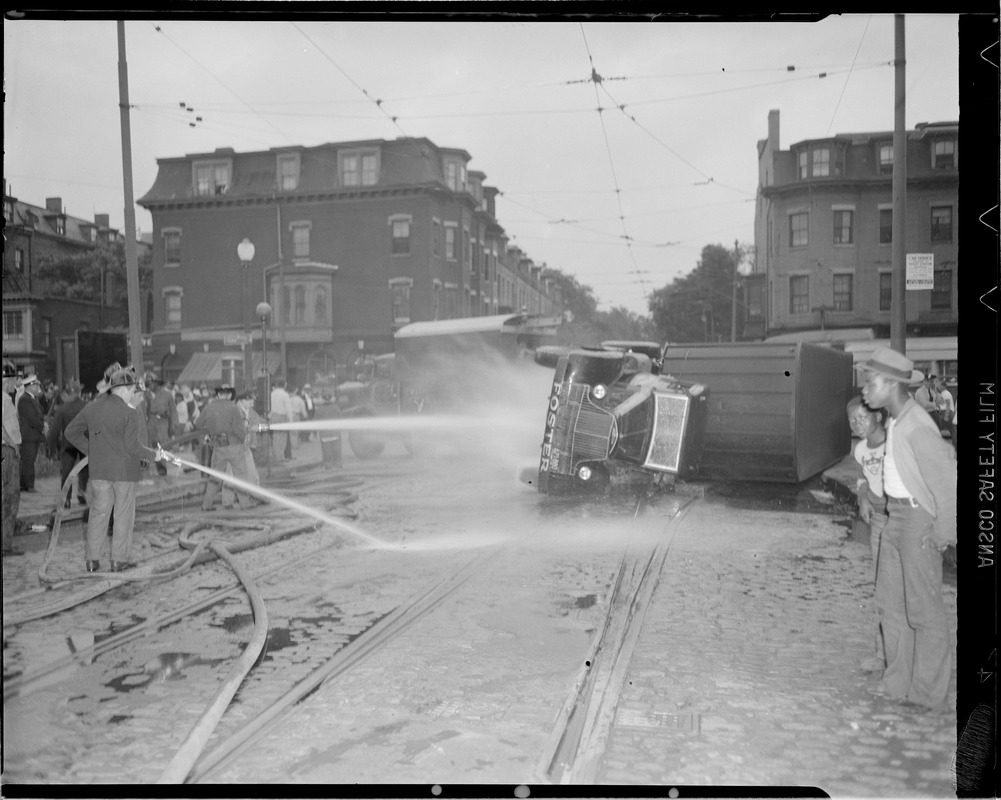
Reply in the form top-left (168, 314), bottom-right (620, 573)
top-left (4, 13), bottom-right (964, 317)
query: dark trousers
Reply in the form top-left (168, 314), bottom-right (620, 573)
top-left (59, 448), bottom-right (89, 503)
top-left (20, 439), bottom-right (39, 490)
top-left (2, 445), bottom-right (20, 550)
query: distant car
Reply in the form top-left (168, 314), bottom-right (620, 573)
top-left (534, 344), bottom-right (709, 494)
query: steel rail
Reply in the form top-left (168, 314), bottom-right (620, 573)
top-left (187, 549), bottom-right (497, 783)
top-left (540, 494), bottom-right (696, 784)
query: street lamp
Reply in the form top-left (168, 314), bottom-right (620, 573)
top-left (256, 300), bottom-right (272, 476)
top-left (237, 238), bottom-right (255, 390)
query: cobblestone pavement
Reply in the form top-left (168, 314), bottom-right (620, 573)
top-left (3, 447), bottom-right (959, 793)
top-left (598, 501), bottom-right (957, 796)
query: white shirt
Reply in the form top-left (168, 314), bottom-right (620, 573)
top-left (882, 417), bottom-right (911, 499)
top-left (270, 387), bottom-right (292, 421)
top-left (290, 394), bottom-right (307, 421)
top-left (853, 437), bottom-right (885, 497)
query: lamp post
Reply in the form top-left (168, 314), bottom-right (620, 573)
top-left (256, 300), bottom-right (272, 476)
top-left (237, 237), bottom-right (255, 390)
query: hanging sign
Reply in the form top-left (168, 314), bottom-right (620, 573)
top-left (905, 253), bottom-right (934, 290)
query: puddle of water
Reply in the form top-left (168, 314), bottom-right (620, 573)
top-left (104, 652), bottom-right (221, 694)
top-left (575, 594), bottom-right (598, 609)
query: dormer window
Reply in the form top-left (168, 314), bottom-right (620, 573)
top-left (193, 159), bottom-right (231, 196)
top-left (277, 152), bottom-right (300, 191)
top-left (796, 144), bottom-right (844, 179)
top-left (932, 140), bottom-right (956, 170)
top-left (340, 150), bottom-right (379, 187)
top-left (445, 159), bottom-right (467, 192)
top-left (54, 216), bottom-right (66, 235)
top-left (878, 144), bottom-right (893, 175)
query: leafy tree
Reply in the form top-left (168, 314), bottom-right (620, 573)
top-left (542, 267), bottom-right (598, 325)
top-left (35, 239), bottom-right (152, 307)
top-left (648, 243), bottom-right (742, 343)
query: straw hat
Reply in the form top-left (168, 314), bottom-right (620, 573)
top-left (855, 345), bottom-right (924, 386)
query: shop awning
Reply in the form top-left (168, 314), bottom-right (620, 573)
top-left (175, 351), bottom-right (281, 386)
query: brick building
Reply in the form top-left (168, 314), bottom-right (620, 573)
top-left (137, 136), bottom-right (561, 389)
top-left (747, 110), bottom-right (959, 340)
top-left (2, 186), bottom-right (140, 383)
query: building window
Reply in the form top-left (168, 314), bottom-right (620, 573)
top-left (390, 217), bottom-right (411, 256)
top-left (163, 229), bottom-right (181, 265)
top-left (221, 358), bottom-right (242, 388)
top-left (879, 144), bottom-right (893, 175)
top-left (445, 226), bottom-right (457, 261)
top-left (432, 220), bottom-right (441, 257)
top-left (932, 140), bottom-right (956, 170)
top-left (932, 269), bottom-right (952, 310)
top-left (41, 317), bottom-right (52, 349)
top-left (879, 273), bottom-right (892, 312)
top-left (390, 279), bottom-right (412, 325)
top-left (463, 230), bottom-right (471, 266)
top-left (54, 216), bottom-right (66, 235)
top-left (282, 285), bottom-right (291, 326)
top-left (291, 223), bottom-right (310, 260)
top-left (164, 289), bottom-right (182, 329)
top-left (833, 210), bottom-right (853, 245)
top-left (833, 274), bottom-right (853, 311)
top-left (812, 147), bottom-right (830, 177)
top-left (14, 248), bottom-right (25, 272)
top-left (789, 212), bottom-right (808, 247)
top-left (798, 150), bottom-right (808, 179)
top-left (3, 310), bottom-right (25, 341)
top-left (445, 159), bottom-right (466, 192)
top-left (930, 206), bottom-right (953, 242)
top-left (193, 160), bottom-right (231, 196)
top-left (879, 209), bottom-right (892, 245)
top-left (294, 285), bottom-right (306, 324)
top-left (277, 153), bottom-right (300, 191)
top-left (314, 286), bottom-right (328, 326)
top-left (789, 275), bottom-right (809, 314)
top-left (340, 150), bottom-right (379, 187)
top-left (362, 154), bottom-right (378, 185)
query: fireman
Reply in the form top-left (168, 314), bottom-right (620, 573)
top-left (194, 384), bottom-right (255, 512)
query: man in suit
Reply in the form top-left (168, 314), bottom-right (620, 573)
top-left (17, 374), bottom-right (45, 492)
top-left (46, 379), bottom-right (89, 508)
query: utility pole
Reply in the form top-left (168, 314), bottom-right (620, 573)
top-left (117, 21), bottom-right (144, 373)
top-left (890, 14), bottom-right (907, 354)
top-left (731, 238), bottom-right (740, 342)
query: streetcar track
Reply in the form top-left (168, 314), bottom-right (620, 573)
top-left (541, 493), bottom-right (696, 784)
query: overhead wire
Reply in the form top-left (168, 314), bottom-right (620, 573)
top-left (825, 15), bottom-right (873, 136)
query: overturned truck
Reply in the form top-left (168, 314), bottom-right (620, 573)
top-left (532, 339), bottom-right (854, 494)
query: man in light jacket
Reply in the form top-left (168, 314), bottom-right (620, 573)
top-left (859, 346), bottom-right (956, 712)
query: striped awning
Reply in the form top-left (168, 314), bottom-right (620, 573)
top-left (176, 351), bottom-right (281, 386)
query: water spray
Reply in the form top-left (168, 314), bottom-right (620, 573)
top-left (154, 446), bottom-right (394, 551)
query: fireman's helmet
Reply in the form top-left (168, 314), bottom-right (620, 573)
top-left (2, 360), bottom-right (16, 379)
top-left (109, 367), bottom-right (138, 388)
top-left (144, 371), bottom-right (162, 385)
top-left (216, 384), bottom-right (235, 397)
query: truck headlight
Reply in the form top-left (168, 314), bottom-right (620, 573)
top-left (578, 465), bottom-right (593, 481)
top-left (592, 384), bottom-right (608, 400)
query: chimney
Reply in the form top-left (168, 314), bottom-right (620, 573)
top-left (95, 213), bottom-right (110, 228)
top-left (768, 109), bottom-right (780, 150)
top-left (45, 197), bottom-right (63, 213)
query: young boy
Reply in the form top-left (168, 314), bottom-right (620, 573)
top-left (847, 394), bottom-right (888, 672)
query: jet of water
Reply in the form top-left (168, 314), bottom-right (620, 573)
top-left (157, 452), bottom-right (395, 551)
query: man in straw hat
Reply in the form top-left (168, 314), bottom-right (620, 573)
top-left (857, 345), bottom-right (956, 712)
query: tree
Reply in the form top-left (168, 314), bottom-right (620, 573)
top-left (648, 243), bottom-right (741, 343)
top-left (35, 239), bottom-right (152, 313)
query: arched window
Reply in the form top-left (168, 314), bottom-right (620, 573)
top-left (314, 286), bottom-right (328, 326)
top-left (294, 285), bottom-right (306, 324)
